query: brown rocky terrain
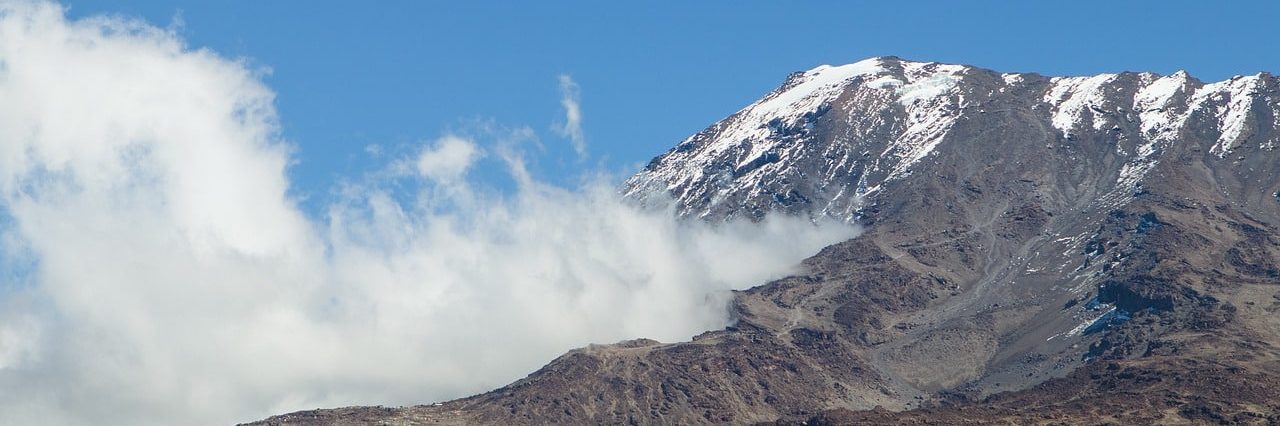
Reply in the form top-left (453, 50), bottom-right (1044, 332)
top-left (246, 58), bottom-right (1280, 425)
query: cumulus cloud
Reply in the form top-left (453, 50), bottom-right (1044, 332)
top-left (554, 74), bottom-right (586, 157)
top-left (0, 2), bottom-right (859, 426)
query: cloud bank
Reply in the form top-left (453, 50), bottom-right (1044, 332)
top-left (0, 2), bottom-right (859, 425)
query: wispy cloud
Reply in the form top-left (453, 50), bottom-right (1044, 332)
top-left (0, 2), bottom-right (859, 425)
top-left (554, 74), bottom-right (586, 157)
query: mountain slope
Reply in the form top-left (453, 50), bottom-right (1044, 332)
top-left (247, 57), bottom-right (1280, 425)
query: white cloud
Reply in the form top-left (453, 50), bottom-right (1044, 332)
top-left (554, 74), bottom-right (586, 157)
top-left (0, 2), bottom-right (860, 426)
top-left (415, 135), bottom-right (481, 183)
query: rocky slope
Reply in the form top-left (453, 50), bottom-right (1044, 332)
top-left (247, 57), bottom-right (1280, 425)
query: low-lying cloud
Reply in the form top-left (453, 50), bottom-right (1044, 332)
top-left (0, 2), bottom-right (859, 425)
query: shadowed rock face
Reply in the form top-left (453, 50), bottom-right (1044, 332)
top-left (246, 58), bottom-right (1280, 425)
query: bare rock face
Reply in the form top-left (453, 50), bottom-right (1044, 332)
top-left (247, 58), bottom-right (1280, 425)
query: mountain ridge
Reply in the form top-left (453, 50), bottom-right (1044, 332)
top-left (626, 56), bottom-right (1280, 222)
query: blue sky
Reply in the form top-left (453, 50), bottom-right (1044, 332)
top-left (63, 0), bottom-right (1280, 211)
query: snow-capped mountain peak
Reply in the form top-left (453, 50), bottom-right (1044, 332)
top-left (626, 57), bottom-right (1280, 221)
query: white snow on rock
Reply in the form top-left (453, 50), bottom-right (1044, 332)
top-left (625, 57), bottom-right (972, 218)
top-left (750, 59), bottom-right (886, 123)
top-left (1001, 73), bottom-right (1025, 86)
top-left (702, 58), bottom-right (886, 171)
top-left (867, 75), bottom-right (904, 89)
top-left (1206, 75), bottom-right (1263, 157)
top-left (627, 57), bottom-right (1279, 220)
top-left (1096, 71), bottom-right (1194, 208)
top-left (1176, 73), bottom-right (1280, 158)
top-left (896, 62), bottom-right (964, 106)
top-left (697, 57), bottom-right (969, 171)
top-left (885, 62), bottom-right (966, 178)
top-left (1044, 74), bottom-right (1118, 138)
top-left (1133, 71), bottom-right (1190, 143)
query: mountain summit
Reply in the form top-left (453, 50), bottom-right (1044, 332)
top-left (627, 56), bottom-right (1279, 221)
top-left (250, 58), bottom-right (1280, 425)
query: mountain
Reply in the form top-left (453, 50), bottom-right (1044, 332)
top-left (248, 57), bottom-right (1280, 425)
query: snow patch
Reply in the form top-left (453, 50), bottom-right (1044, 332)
top-left (867, 75), bottom-right (904, 89)
top-left (1209, 75), bottom-right (1263, 157)
top-left (1044, 74), bottom-right (1118, 138)
top-left (896, 72), bottom-right (958, 106)
top-left (752, 59), bottom-right (886, 119)
top-left (1134, 71), bottom-right (1188, 139)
